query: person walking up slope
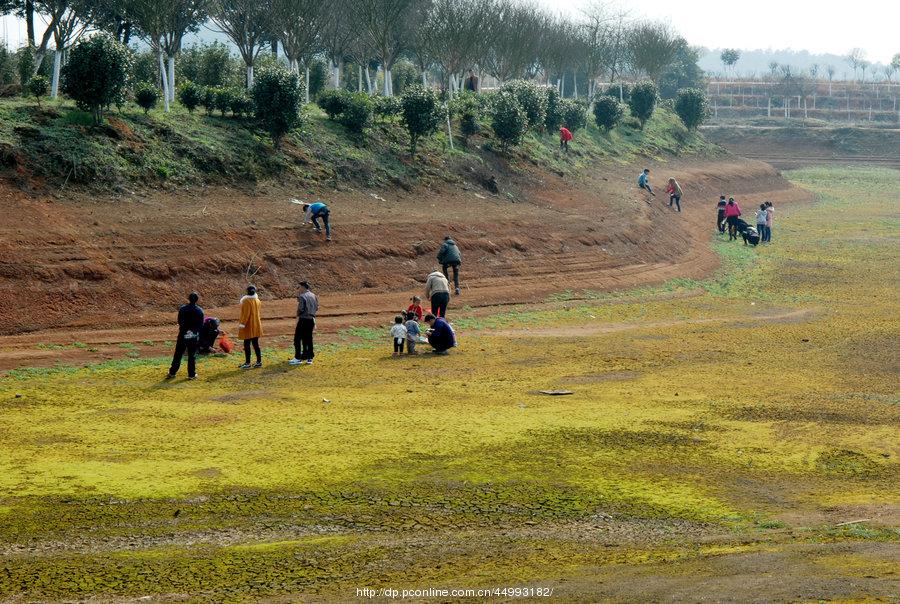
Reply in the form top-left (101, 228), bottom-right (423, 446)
top-left (437, 236), bottom-right (462, 296)
top-left (666, 178), bottom-right (683, 212)
top-left (167, 291), bottom-right (204, 380)
top-left (290, 281), bottom-right (319, 365)
top-left (238, 285), bottom-right (263, 369)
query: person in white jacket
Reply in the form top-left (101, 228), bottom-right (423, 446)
top-left (424, 270), bottom-right (451, 318)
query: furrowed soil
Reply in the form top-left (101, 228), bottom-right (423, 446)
top-left (0, 157), bottom-right (808, 370)
top-left (0, 166), bottom-right (897, 602)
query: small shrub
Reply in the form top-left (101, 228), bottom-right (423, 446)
top-left (61, 34), bottom-right (133, 125)
top-left (179, 41), bottom-right (242, 88)
top-left (214, 87), bottom-right (233, 116)
top-left (491, 89), bottom-right (528, 149)
top-left (561, 99), bottom-right (587, 131)
top-left (400, 85), bottom-right (444, 155)
top-left (252, 65), bottom-right (304, 148)
top-left (27, 75), bottom-right (50, 107)
top-left (339, 92), bottom-right (373, 133)
top-left (17, 46), bottom-right (51, 87)
top-left (544, 86), bottom-right (563, 131)
top-left (308, 59), bottom-right (328, 99)
top-left (502, 80), bottom-right (546, 132)
top-left (134, 83), bottom-right (159, 114)
top-left (674, 87), bottom-right (708, 130)
top-left (178, 81), bottom-right (203, 113)
top-left (200, 86), bottom-right (217, 115)
top-left (628, 80), bottom-right (658, 129)
top-left (373, 95), bottom-right (402, 122)
top-left (391, 60), bottom-right (418, 96)
top-left (229, 90), bottom-right (253, 117)
top-left (317, 88), bottom-right (349, 120)
top-left (592, 96), bottom-right (624, 131)
top-left (605, 83), bottom-right (630, 102)
top-left (451, 92), bottom-right (481, 146)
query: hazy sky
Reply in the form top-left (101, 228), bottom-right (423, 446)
top-left (543, 0), bottom-right (898, 63)
top-left (1, 0), bottom-right (897, 64)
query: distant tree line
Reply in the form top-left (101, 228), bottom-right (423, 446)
top-left (0, 0), bottom-right (707, 104)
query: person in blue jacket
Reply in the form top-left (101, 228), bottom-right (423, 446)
top-left (302, 201), bottom-right (332, 241)
top-left (424, 313), bottom-right (456, 355)
top-left (167, 291), bottom-right (204, 380)
top-left (637, 168), bottom-right (654, 201)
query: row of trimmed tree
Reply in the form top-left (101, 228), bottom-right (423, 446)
top-left (1, 0), bottom-right (697, 108)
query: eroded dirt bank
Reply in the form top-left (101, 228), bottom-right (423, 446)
top-left (0, 158), bottom-right (810, 369)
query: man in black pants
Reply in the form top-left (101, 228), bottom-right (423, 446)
top-left (437, 236), bottom-right (462, 296)
top-left (289, 281), bottom-right (319, 365)
top-left (167, 292), bottom-right (204, 380)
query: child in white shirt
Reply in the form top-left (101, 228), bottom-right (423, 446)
top-left (390, 315), bottom-right (407, 356)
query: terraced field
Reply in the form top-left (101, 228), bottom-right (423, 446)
top-left (0, 167), bottom-right (897, 602)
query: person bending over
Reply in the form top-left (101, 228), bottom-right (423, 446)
top-left (302, 201), bottom-right (332, 241)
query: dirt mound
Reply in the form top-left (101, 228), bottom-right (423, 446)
top-left (0, 157), bottom-right (808, 358)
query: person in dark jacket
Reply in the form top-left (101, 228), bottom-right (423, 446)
top-left (437, 236), bottom-right (462, 295)
top-left (289, 281), bottom-right (319, 365)
top-left (716, 195), bottom-right (727, 233)
top-left (167, 292), bottom-right (204, 380)
top-left (424, 313), bottom-right (456, 354)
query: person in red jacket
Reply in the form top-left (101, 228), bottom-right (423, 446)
top-left (724, 197), bottom-right (742, 241)
top-left (559, 126), bottom-right (573, 152)
top-left (407, 296), bottom-right (424, 322)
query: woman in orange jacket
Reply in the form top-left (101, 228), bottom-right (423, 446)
top-left (238, 285), bottom-right (263, 369)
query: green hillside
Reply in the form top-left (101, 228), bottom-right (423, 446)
top-left (0, 98), bottom-right (720, 195)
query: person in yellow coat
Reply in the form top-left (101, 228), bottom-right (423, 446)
top-left (238, 285), bottom-right (263, 369)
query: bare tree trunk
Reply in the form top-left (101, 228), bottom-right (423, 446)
top-left (50, 49), bottom-right (61, 98)
top-left (573, 71), bottom-right (578, 98)
top-left (305, 66), bottom-right (310, 104)
top-left (168, 56), bottom-right (176, 102)
top-left (247, 64), bottom-right (254, 89)
top-left (25, 0), bottom-right (35, 47)
top-left (158, 51), bottom-right (170, 112)
top-left (365, 67), bottom-right (373, 94)
top-left (358, 64), bottom-right (363, 92)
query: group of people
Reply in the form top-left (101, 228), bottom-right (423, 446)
top-left (637, 168), bottom-right (684, 212)
top-left (716, 196), bottom-right (775, 246)
top-left (167, 233), bottom-right (463, 380)
top-left (634, 168), bottom-right (776, 246)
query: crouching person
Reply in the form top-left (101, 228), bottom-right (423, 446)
top-left (424, 313), bottom-right (456, 355)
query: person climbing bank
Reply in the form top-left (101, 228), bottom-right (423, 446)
top-left (303, 201), bottom-right (332, 241)
top-left (638, 168), bottom-right (654, 201)
top-left (437, 235), bottom-right (462, 296)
